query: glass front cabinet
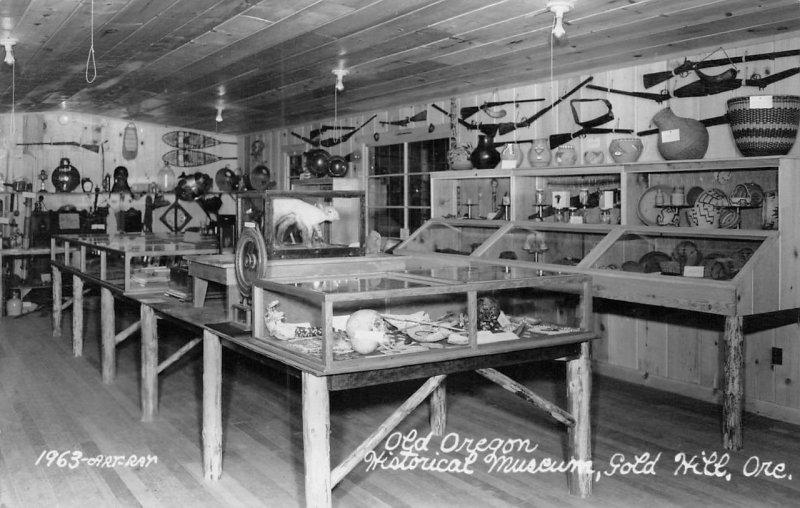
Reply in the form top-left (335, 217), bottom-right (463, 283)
top-left (410, 156), bottom-right (800, 318)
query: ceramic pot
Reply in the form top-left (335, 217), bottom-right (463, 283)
top-left (470, 134), bottom-right (500, 169)
top-left (554, 145), bottom-right (578, 166)
top-left (528, 138), bottom-right (551, 167)
top-left (448, 144), bottom-right (473, 170)
top-left (305, 149), bottom-right (331, 177)
top-left (608, 138), bottom-right (644, 163)
top-left (51, 158), bottom-right (80, 193)
top-left (584, 150), bottom-right (604, 165)
top-left (327, 155), bottom-right (349, 177)
top-left (652, 108), bottom-right (709, 160)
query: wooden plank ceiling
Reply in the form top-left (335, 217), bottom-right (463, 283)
top-left (0, 0), bottom-right (798, 134)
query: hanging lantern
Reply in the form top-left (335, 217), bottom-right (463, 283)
top-left (156, 162), bottom-right (176, 193)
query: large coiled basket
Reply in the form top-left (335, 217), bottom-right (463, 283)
top-left (726, 95), bottom-right (800, 156)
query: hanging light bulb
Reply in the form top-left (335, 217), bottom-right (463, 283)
top-left (215, 106), bottom-right (223, 123)
top-left (546, 1), bottom-right (574, 39)
top-left (333, 68), bottom-right (349, 92)
top-left (1, 38), bottom-right (16, 66)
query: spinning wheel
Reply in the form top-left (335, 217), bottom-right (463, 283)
top-left (234, 227), bottom-right (268, 298)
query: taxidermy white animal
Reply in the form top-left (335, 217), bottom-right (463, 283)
top-left (272, 198), bottom-right (340, 246)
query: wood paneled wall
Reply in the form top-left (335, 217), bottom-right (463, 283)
top-left (248, 34), bottom-right (800, 424)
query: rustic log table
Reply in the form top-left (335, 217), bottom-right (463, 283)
top-left (198, 258), bottom-right (595, 507)
top-left (49, 233), bottom-right (217, 387)
top-left (201, 325), bottom-right (594, 507)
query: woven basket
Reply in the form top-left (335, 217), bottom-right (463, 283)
top-left (726, 95), bottom-right (800, 156)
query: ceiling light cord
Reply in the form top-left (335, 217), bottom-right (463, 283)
top-left (85, 0), bottom-right (97, 83)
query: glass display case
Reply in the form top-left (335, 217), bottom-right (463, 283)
top-left (51, 232), bottom-right (218, 295)
top-left (397, 218), bottom-right (612, 267)
top-left (511, 168), bottom-right (623, 223)
top-left (429, 169), bottom-right (511, 220)
top-left (251, 257), bottom-right (593, 375)
top-left (476, 223), bottom-right (612, 266)
top-left (583, 227), bottom-right (778, 315)
top-left (236, 189), bottom-right (365, 260)
top-left (396, 219), bottom-right (504, 256)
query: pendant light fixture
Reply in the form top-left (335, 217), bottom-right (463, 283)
top-left (546, 0), bottom-right (575, 39)
top-left (1, 39), bottom-right (15, 65)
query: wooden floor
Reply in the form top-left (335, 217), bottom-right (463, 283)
top-left (1, 299), bottom-right (799, 508)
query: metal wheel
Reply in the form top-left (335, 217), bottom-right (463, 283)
top-left (234, 226), bottom-right (268, 298)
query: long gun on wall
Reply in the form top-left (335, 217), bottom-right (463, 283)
top-left (515, 76), bottom-right (594, 130)
top-left (18, 141), bottom-right (101, 153)
top-left (460, 98), bottom-right (545, 120)
top-left (642, 48), bottom-right (800, 89)
top-left (586, 84), bottom-right (671, 103)
top-left (636, 115), bottom-right (729, 137)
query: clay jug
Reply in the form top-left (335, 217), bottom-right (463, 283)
top-left (528, 138), bottom-right (551, 167)
top-left (652, 108), bottom-right (709, 160)
top-left (499, 142), bottom-right (523, 168)
top-left (470, 134), bottom-right (500, 169)
top-left (6, 290), bottom-right (22, 317)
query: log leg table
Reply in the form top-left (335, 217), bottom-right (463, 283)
top-left (201, 327), bottom-right (593, 507)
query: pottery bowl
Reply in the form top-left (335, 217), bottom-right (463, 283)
top-left (608, 138), bottom-right (643, 163)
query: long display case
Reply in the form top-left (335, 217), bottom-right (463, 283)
top-left (50, 232), bottom-right (218, 295)
top-left (250, 256), bottom-right (592, 375)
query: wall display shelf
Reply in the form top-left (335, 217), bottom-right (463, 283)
top-left (419, 156), bottom-right (800, 450)
top-left (250, 255), bottom-right (592, 376)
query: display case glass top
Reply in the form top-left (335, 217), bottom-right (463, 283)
top-left (396, 219), bottom-right (504, 256)
top-left (477, 223), bottom-right (611, 266)
top-left (54, 232), bottom-right (217, 252)
top-left (251, 256), bottom-right (593, 375)
top-left (588, 229), bottom-right (769, 281)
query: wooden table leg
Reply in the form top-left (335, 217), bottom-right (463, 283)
top-left (203, 329), bottom-right (223, 480)
top-left (302, 372), bottom-right (331, 508)
top-left (52, 265), bottom-right (62, 337)
top-left (72, 275), bottom-right (84, 357)
top-left (193, 278), bottom-right (208, 308)
top-left (723, 315), bottom-right (744, 451)
top-left (429, 377), bottom-right (447, 435)
top-left (101, 287), bottom-right (116, 383)
top-left (226, 284), bottom-right (240, 321)
top-left (566, 341), bottom-right (592, 498)
top-left (140, 304), bottom-right (158, 422)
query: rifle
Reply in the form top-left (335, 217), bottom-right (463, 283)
top-left (744, 67), bottom-right (800, 89)
top-left (642, 48), bottom-right (800, 89)
top-left (460, 98), bottom-right (545, 120)
top-left (320, 114), bottom-right (377, 147)
top-left (17, 141), bottom-right (101, 153)
top-left (379, 110), bottom-right (427, 127)
top-left (432, 104), bottom-right (519, 136)
top-left (586, 84), bottom-right (671, 103)
top-left (515, 76), bottom-right (594, 129)
top-left (550, 127), bottom-right (635, 150)
top-left (309, 125), bottom-right (355, 139)
top-left (290, 131), bottom-right (320, 147)
top-left (636, 115), bottom-right (729, 137)
top-left (675, 66), bottom-right (800, 97)
top-left (432, 103), bottom-right (479, 130)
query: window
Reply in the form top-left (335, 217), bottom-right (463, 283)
top-left (367, 137), bottom-right (449, 240)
